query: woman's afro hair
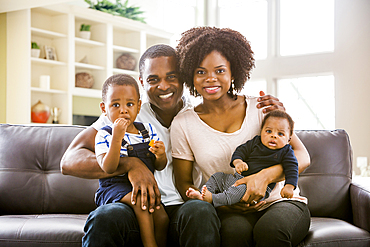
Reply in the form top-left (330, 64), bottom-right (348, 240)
top-left (176, 26), bottom-right (255, 96)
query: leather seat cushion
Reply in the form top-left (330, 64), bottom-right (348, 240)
top-left (0, 214), bottom-right (87, 247)
top-left (301, 217), bottom-right (370, 247)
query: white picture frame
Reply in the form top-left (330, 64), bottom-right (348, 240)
top-left (44, 45), bottom-right (57, 60)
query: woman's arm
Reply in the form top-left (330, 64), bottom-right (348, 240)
top-left (172, 157), bottom-right (197, 201)
top-left (290, 133), bottom-right (311, 174)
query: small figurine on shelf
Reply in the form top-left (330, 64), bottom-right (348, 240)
top-left (31, 100), bottom-right (50, 123)
top-left (31, 42), bottom-right (41, 58)
top-left (51, 107), bottom-right (61, 124)
top-left (79, 24), bottom-right (91, 40)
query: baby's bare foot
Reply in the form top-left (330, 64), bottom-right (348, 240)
top-left (201, 185), bottom-right (213, 204)
top-left (186, 187), bottom-right (202, 200)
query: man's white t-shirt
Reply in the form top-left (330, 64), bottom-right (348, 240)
top-left (92, 97), bottom-right (193, 206)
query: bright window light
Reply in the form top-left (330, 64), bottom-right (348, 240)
top-left (218, 0), bottom-right (268, 60)
top-left (277, 75), bottom-right (335, 130)
top-left (240, 80), bottom-right (267, 97)
top-left (161, 0), bottom-right (197, 46)
top-left (279, 0), bottom-right (334, 56)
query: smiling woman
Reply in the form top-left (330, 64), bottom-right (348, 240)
top-left (172, 26), bottom-right (311, 247)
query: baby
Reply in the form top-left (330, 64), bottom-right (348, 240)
top-left (187, 110), bottom-right (298, 208)
top-left (94, 74), bottom-right (168, 247)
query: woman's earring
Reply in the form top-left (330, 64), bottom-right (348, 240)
top-left (229, 79), bottom-right (236, 95)
top-left (193, 87), bottom-right (198, 97)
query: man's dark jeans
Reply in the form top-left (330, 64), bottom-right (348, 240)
top-left (82, 199), bottom-right (221, 247)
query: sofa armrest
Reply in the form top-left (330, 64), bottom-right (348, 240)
top-left (350, 179), bottom-right (370, 232)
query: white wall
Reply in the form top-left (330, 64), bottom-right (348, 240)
top-left (252, 0), bottom-right (370, 175)
top-left (334, 0), bottom-right (370, 174)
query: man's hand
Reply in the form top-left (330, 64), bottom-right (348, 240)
top-left (128, 162), bottom-right (161, 213)
top-left (257, 91), bottom-right (285, 113)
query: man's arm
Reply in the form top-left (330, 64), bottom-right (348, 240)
top-left (60, 126), bottom-right (161, 212)
top-left (257, 91), bottom-right (285, 113)
top-left (61, 127), bottom-right (107, 178)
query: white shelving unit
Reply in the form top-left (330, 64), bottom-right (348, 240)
top-left (6, 4), bottom-right (173, 125)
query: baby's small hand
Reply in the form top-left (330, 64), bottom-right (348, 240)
top-left (149, 140), bottom-right (165, 158)
top-left (280, 184), bottom-right (294, 198)
top-left (235, 161), bottom-right (249, 174)
top-left (112, 118), bottom-right (129, 139)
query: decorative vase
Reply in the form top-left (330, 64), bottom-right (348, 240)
top-left (79, 31), bottom-right (91, 40)
top-left (31, 100), bottom-right (50, 123)
top-left (75, 72), bottom-right (94, 88)
top-left (116, 53), bottom-right (136, 71)
top-left (31, 49), bottom-right (41, 58)
top-left (51, 107), bottom-right (61, 124)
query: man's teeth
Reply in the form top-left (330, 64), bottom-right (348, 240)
top-left (159, 92), bottom-right (173, 99)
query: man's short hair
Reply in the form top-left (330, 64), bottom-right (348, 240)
top-left (139, 44), bottom-right (177, 78)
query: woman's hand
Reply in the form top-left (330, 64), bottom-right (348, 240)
top-left (233, 171), bottom-right (272, 205)
top-left (257, 91), bottom-right (285, 113)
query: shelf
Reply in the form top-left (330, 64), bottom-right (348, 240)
top-left (31, 57), bottom-right (66, 66)
top-left (113, 45), bottom-right (139, 54)
top-left (6, 4), bottom-right (172, 125)
top-left (112, 68), bottom-right (139, 76)
top-left (31, 27), bottom-right (66, 39)
top-left (75, 62), bottom-right (105, 70)
top-left (75, 37), bottom-right (105, 47)
top-left (72, 87), bottom-right (101, 98)
top-left (31, 87), bottom-right (67, 94)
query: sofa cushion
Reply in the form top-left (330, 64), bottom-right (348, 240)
top-left (296, 130), bottom-right (352, 222)
top-left (300, 217), bottom-right (370, 247)
top-left (0, 214), bottom-right (87, 247)
top-left (0, 124), bottom-right (98, 214)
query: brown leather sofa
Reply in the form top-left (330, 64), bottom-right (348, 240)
top-left (0, 124), bottom-right (369, 246)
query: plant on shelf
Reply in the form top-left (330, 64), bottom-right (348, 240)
top-left (84, 0), bottom-right (146, 23)
top-left (79, 24), bottom-right (91, 40)
top-left (80, 24), bottom-right (91, 32)
top-left (31, 42), bottom-right (41, 58)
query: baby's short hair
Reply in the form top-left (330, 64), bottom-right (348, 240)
top-left (261, 110), bottom-right (295, 136)
top-left (101, 74), bottom-right (140, 102)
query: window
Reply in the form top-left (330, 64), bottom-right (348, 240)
top-left (218, 0), bottom-right (268, 60)
top-left (279, 0), bottom-right (334, 56)
top-left (240, 80), bottom-right (267, 97)
top-left (277, 75), bottom-right (335, 130)
top-left (162, 0), bottom-right (197, 46)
